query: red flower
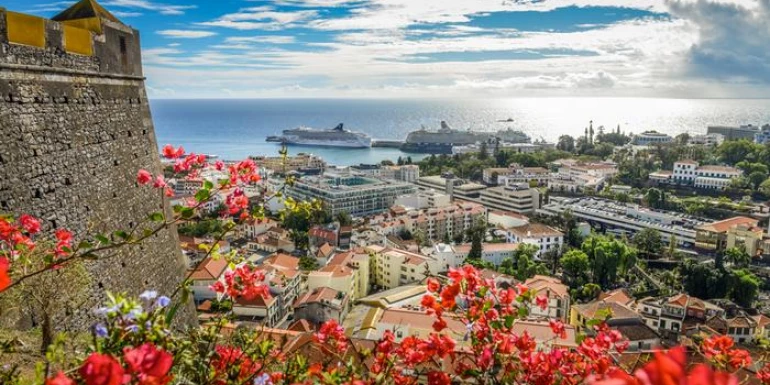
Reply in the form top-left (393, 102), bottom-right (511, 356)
top-left (162, 145), bottom-right (185, 159)
top-left (427, 371), bottom-right (451, 385)
top-left (137, 170), bottom-right (153, 185)
top-left (593, 347), bottom-right (686, 385)
top-left (164, 187), bottom-right (174, 197)
top-left (55, 229), bottom-right (73, 243)
top-left (152, 176), bottom-right (167, 189)
top-left (123, 343), bottom-right (173, 385)
top-left (79, 353), bottom-right (126, 385)
top-left (536, 295), bottom-right (549, 310)
top-left (426, 277), bottom-right (440, 292)
top-left (0, 257), bottom-right (12, 292)
top-left (549, 319), bottom-right (567, 339)
top-left (687, 364), bottom-right (738, 385)
top-left (19, 214), bottom-right (41, 234)
top-left (432, 317), bottom-right (447, 332)
top-left (45, 372), bottom-right (75, 385)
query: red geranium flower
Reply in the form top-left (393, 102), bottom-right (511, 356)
top-left (45, 371), bottom-right (75, 385)
top-left (137, 169), bottom-right (153, 185)
top-left (19, 214), bottom-right (41, 234)
top-left (0, 257), bottom-right (11, 292)
top-left (79, 353), bottom-right (126, 385)
top-left (123, 343), bottom-right (173, 385)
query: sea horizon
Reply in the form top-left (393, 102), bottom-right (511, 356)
top-left (150, 97), bottom-right (770, 165)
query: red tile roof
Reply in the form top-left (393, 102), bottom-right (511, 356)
top-left (189, 256), bottom-right (228, 281)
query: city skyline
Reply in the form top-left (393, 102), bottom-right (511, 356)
top-left (9, 0), bottom-right (770, 99)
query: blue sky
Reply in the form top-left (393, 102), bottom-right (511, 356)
top-left (9, 0), bottom-right (770, 98)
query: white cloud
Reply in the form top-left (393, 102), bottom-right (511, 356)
top-left (199, 7), bottom-right (319, 30)
top-left (102, 0), bottom-right (196, 15)
top-left (225, 36), bottom-right (296, 44)
top-left (157, 30), bottom-right (218, 39)
top-left (112, 11), bottom-right (143, 17)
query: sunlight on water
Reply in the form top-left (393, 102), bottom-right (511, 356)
top-left (151, 98), bottom-right (770, 165)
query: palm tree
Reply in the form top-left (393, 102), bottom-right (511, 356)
top-left (724, 247), bottom-right (751, 268)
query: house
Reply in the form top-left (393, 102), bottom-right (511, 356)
top-left (431, 242), bottom-right (519, 267)
top-left (705, 313), bottom-right (758, 344)
top-left (511, 320), bottom-right (578, 349)
top-left (524, 275), bottom-right (570, 321)
top-left (753, 314), bottom-right (770, 340)
top-left (232, 295), bottom-right (282, 327)
top-left (638, 294), bottom-right (724, 339)
top-left (309, 224), bottom-right (339, 248)
top-left (570, 298), bottom-right (660, 351)
top-left (189, 256), bottom-right (229, 304)
top-left (293, 287), bottom-right (350, 327)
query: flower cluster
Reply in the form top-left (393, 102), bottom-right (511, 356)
top-left (52, 343), bottom-right (174, 385)
top-left (594, 346), bottom-right (739, 385)
top-left (0, 214), bottom-right (75, 292)
top-left (700, 335), bottom-right (752, 371)
top-left (210, 264), bottom-right (271, 301)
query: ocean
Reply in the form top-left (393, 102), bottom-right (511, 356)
top-left (150, 98), bottom-right (770, 166)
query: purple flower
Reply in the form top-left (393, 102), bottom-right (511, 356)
top-left (94, 324), bottom-right (108, 337)
top-left (156, 296), bottom-right (171, 308)
top-left (254, 373), bottom-right (272, 385)
top-left (125, 324), bottom-right (139, 333)
top-left (139, 290), bottom-right (158, 301)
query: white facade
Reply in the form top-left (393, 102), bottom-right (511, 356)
top-left (689, 133), bottom-right (724, 146)
top-left (478, 184), bottom-right (540, 214)
top-left (504, 224), bottom-right (564, 258)
top-left (394, 190), bottom-right (451, 210)
top-left (632, 131), bottom-right (673, 146)
top-left (755, 124), bottom-right (770, 144)
top-left (672, 160), bottom-right (742, 190)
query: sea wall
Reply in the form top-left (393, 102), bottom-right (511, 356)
top-left (0, 8), bottom-right (193, 329)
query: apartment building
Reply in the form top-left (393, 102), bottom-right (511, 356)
top-left (252, 153), bottom-right (326, 173)
top-left (498, 164), bottom-right (551, 186)
top-left (366, 245), bottom-right (441, 290)
top-left (504, 223), bottom-right (563, 258)
top-left (286, 173), bottom-right (416, 217)
top-left (306, 249), bottom-right (370, 301)
top-left (478, 183), bottom-right (541, 214)
top-left (668, 160), bottom-right (742, 190)
top-left (695, 216), bottom-right (759, 253)
top-left (430, 242), bottom-right (519, 268)
top-left (380, 165), bottom-right (420, 183)
top-left (417, 174), bottom-right (486, 201)
top-left (293, 287), bottom-right (350, 327)
top-left (708, 124), bottom-right (760, 141)
top-left (232, 254), bottom-right (304, 327)
top-left (394, 189), bottom-right (451, 210)
top-left (371, 201), bottom-right (486, 242)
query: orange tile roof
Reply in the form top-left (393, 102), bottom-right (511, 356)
top-left (524, 275), bottom-right (569, 298)
top-left (189, 256), bottom-right (228, 281)
top-left (295, 287), bottom-right (344, 307)
top-left (510, 320), bottom-right (577, 348)
top-left (599, 289), bottom-right (634, 306)
top-left (697, 217), bottom-right (758, 233)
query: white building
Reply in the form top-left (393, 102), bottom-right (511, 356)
top-left (430, 242), bottom-right (519, 267)
top-left (688, 133), bottom-right (724, 146)
top-left (365, 245), bottom-right (442, 289)
top-left (524, 275), bottom-right (571, 321)
top-left (754, 124), bottom-right (770, 144)
top-left (672, 160), bottom-right (742, 190)
top-left (394, 189), bottom-right (451, 210)
top-left (632, 131), bottom-right (673, 146)
top-left (504, 223), bottom-right (563, 258)
top-left (497, 163), bottom-right (552, 186)
top-left (488, 210), bottom-right (530, 229)
top-left (478, 183), bottom-right (540, 215)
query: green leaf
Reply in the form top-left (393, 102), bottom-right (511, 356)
top-left (204, 180), bottom-right (214, 190)
top-left (148, 212), bottom-right (165, 222)
top-left (195, 189), bottom-right (210, 203)
top-left (95, 234), bottom-right (110, 245)
top-left (114, 230), bottom-right (129, 240)
top-left (180, 207), bottom-right (195, 219)
top-left (77, 240), bottom-right (93, 249)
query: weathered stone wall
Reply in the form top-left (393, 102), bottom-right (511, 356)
top-left (0, 9), bottom-right (193, 329)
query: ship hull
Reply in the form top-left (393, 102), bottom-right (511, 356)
top-left (399, 142), bottom-right (454, 154)
top-left (277, 138), bottom-right (372, 148)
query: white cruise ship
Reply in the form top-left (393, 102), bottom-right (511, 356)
top-left (266, 123), bottom-right (372, 148)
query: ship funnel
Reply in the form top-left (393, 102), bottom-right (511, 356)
top-left (440, 121), bottom-right (450, 130)
top-left (334, 123), bottom-right (344, 131)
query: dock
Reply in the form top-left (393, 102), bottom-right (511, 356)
top-left (372, 140), bottom-right (404, 148)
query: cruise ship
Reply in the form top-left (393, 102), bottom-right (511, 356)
top-left (266, 124), bottom-right (372, 148)
top-left (400, 121), bottom-right (489, 154)
top-left (496, 128), bottom-right (531, 144)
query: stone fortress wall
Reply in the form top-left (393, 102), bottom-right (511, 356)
top-left (0, 1), bottom-right (193, 329)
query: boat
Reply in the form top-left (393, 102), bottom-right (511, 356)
top-left (498, 118), bottom-right (515, 122)
top-left (400, 121), bottom-right (490, 154)
top-left (266, 123), bottom-right (372, 148)
top-left (495, 128), bottom-right (531, 144)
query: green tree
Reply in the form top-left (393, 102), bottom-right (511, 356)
top-left (729, 269), bottom-right (760, 307)
top-left (760, 178), bottom-right (770, 196)
top-left (335, 211), bottom-right (353, 227)
top-left (633, 228), bottom-right (662, 258)
top-left (559, 250), bottom-right (590, 288)
top-left (724, 246), bottom-right (751, 268)
top-left (299, 256), bottom-right (319, 271)
top-left (479, 141), bottom-right (489, 160)
top-left (557, 135), bottom-right (575, 152)
top-left (667, 235), bottom-right (677, 260)
top-left (717, 140), bottom-right (761, 165)
top-left (680, 258), bottom-right (728, 299)
top-left (749, 170), bottom-right (769, 190)
top-left (645, 188), bottom-right (663, 209)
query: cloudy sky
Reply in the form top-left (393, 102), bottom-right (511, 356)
top-left (11, 0), bottom-right (770, 98)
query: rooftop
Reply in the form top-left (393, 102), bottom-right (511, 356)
top-left (696, 216), bottom-right (759, 233)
